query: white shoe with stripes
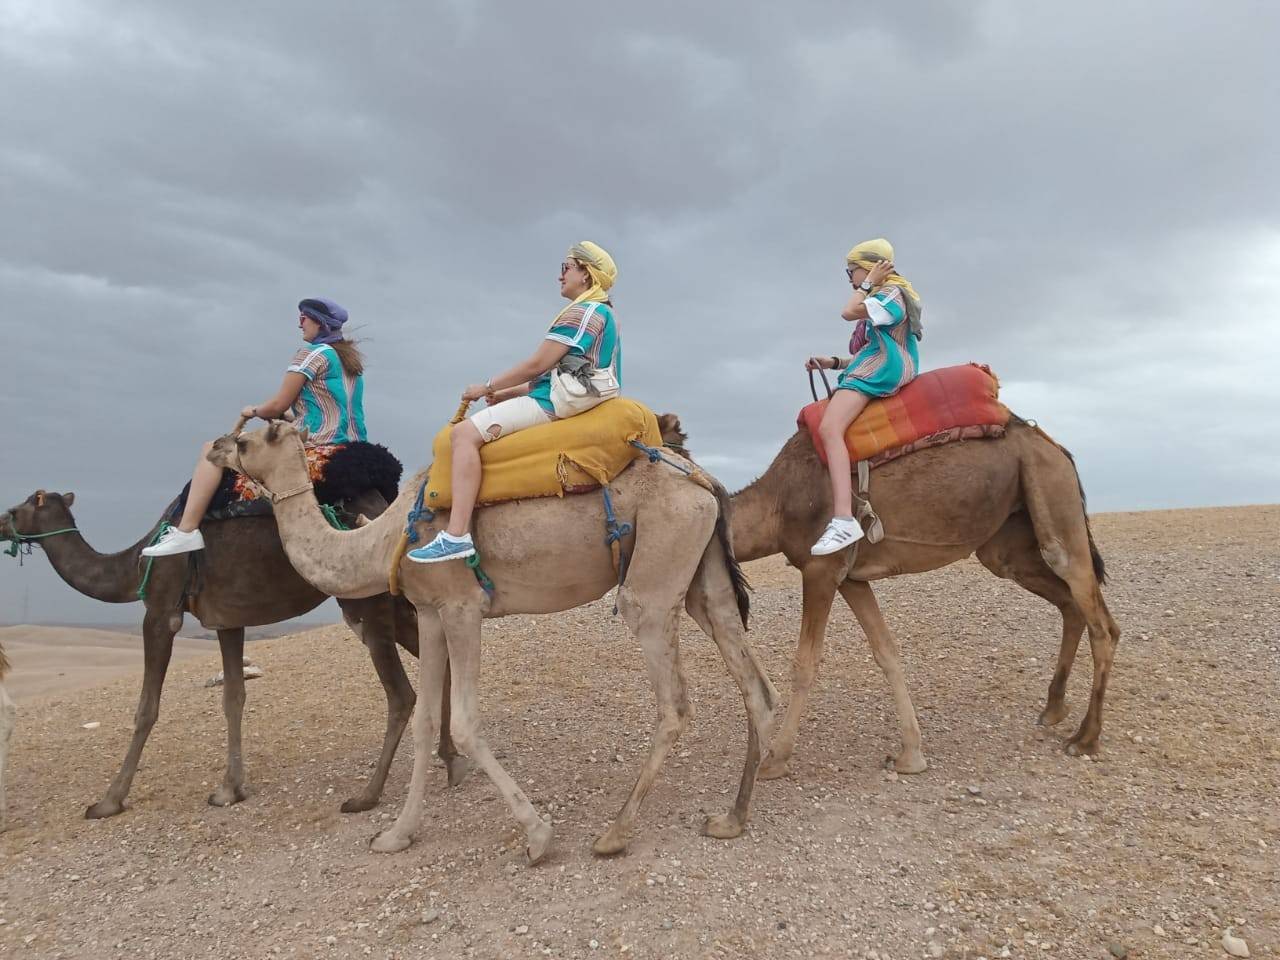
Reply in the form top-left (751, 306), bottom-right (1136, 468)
top-left (810, 517), bottom-right (864, 556)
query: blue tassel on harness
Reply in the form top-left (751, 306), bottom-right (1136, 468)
top-left (404, 477), bottom-right (436, 545)
top-left (601, 487), bottom-right (633, 615)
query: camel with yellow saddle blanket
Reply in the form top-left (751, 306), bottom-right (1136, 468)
top-left (210, 400), bottom-right (776, 865)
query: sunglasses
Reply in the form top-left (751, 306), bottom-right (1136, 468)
top-left (560, 260), bottom-right (583, 277)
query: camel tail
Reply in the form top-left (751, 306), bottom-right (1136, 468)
top-left (708, 476), bottom-right (752, 629)
top-left (1012, 414), bottom-right (1107, 585)
top-left (0, 645), bottom-right (9, 680)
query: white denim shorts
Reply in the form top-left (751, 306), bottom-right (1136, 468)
top-left (467, 395), bottom-right (553, 443)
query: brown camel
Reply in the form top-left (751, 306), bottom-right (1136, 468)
top-left (658, 412), bottom-right (1119, 778)
top-left (0, 489), bottom-right (464, 819)
top-left (0, 640), bottom-right (12, 832)
top-left (210, 420), bottom-right (777, 864)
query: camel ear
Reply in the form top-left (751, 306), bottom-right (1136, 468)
top-left (34, 490), bottom-right (46, 507)
top-left (62, 492), bottom-right (75, 508)
top-left (266, 420), bottom-right (281, 442)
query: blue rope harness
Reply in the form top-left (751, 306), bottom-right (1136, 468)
top-left (402, 475), bottom-right (493, 596)
top-left (629, 439), bottom-right (694, 476)
top-left (601, 486), bottom-right (633, 614)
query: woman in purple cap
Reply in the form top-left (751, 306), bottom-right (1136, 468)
top-left (143, 298), bottom-right (367, 557)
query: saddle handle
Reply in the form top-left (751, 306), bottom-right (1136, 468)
top-left (229, 408), bottom-right (297, 436)
top-left (450, 399), bottom-right (472, 425)
top-left (808, 365), bottom-right (835, 402)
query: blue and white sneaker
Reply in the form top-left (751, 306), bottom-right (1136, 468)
top-left (407, 531), bottom-right (476, 564)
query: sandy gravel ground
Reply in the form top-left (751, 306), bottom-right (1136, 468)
top-left (1, 505), bottom-right (1276, 960)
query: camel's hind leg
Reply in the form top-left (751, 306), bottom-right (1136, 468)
top-left (837, 580), bottom-right (927, 773)
top-left (208, 627), bottom-right (248, 807)
top-left (0, 681), bottom-right (13, 833)
top-left (1021, 448), bottom-right (1121, 756)
top-left (760, 557), bottom-right (842, 780)
top-left (371, 606), bottom-right (449, 854)
top-left (85, 607), bottom-right (176, 818)
top-left (684, 541), bottom-right (777, 841)
top-left (977, 513), bottom-right (1085, 727)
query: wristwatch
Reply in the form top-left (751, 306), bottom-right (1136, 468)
top-left (858, 280), bottom-right (873, 293)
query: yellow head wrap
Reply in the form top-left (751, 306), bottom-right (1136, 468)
top-left (846, 238), bottom-right (923, 339)
top-left (552, 241), bottom-right (616, 325)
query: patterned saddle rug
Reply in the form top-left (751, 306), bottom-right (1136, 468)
top-left (168, 441), bottom-right (403, 523)
top-left (799, 363), bottom-right (1010, 468)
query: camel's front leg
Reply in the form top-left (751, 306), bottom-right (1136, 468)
top-left (86, 608), bottom-right (176, 818)
top-left (371, 606), bottom-right (447, 853)
top-left (209, 628), bottom-right (249, 807)
top-left (593, 597), bottom-right (690, 857)
top-left (838, 580), bottom-right (926, 773)
top-left (0, 681), bottom-right (14, 833)
top-left (436, 602), bottom-right (552, 865)
top-left (339, 598), bottom-right (416, 813)
top-left (760, 563), bottom-right (841, 780)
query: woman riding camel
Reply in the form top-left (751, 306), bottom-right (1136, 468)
top-left (142, 298), bottom-right (367, 557)
top-left (408, 241), bottom-right (620, 564)
top-left (805, 238), bottom-right (923, 556)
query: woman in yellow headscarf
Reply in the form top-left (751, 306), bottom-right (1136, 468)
top-left (804, 238), bottom-right (923, 556)
top-left (409, 241), bottom-right (622, 563)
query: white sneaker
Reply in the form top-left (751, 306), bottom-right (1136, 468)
top-left (810, 517), bottom-right (864, 556)
top-left (141, 526), bottom-right (206, 557)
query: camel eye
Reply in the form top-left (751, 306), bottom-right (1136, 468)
top-left (236, 438), bottom-right (247, 451)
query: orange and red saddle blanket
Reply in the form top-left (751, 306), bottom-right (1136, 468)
top-left (799, 363), bottom-right (1010, 468)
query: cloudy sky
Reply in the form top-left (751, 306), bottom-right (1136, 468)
top-left (2, 0), bottom-right (1277, 625)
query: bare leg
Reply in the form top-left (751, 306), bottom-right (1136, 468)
top-left (684, 544), bottom-right (778, 841)
top-left (445, 421), bottom-right (486, 537)
top-left (838, 580), bottom-right (926, 773)
top-left (339, 599), bottom-right (417, 812)
top-left (593, 598), bottom-right (689, 856)
top-left (86, 607), bottom-right (176, 818)
top-left (371, 607), bottom-right (448, 853)
top-left (0, 682), bottom-right (13, 833)
top-left (760, 560), bottom-right (841, 779)
top-left (208, 628), bottom-right (248, 807)
top-left (817, 390), bottom-right (870, 518)
top-left (178, 441), bottom-right (223, 532)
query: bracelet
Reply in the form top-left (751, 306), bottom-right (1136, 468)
top-left (830, 356), bottom-right (841, 369)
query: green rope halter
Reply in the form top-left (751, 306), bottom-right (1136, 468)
top-left (1, 526), bottom-right (80, 560)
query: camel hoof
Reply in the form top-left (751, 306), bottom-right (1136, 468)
top-left (592, 826), bottom-right (628, 857)
top-left (340, 794), bottom-right (378, 814)
top-left (701, 813), bottom-right (745, 840)
top-left (370, 829), bottom-right (412, 854)
top-left (207, 786), bottom-right (247, 808)
top-left (1064, 738), bottom-right (1100, 758)
top-left (445, 755), bottom-right (472, 788)
top-left (1037, 703), bottom-right (1070, 726)
top-left (893, 751), bottom-right (928, 775)
top-left (84, 799), bottom-right (126, 820)
top-left (758, 756), bottom-right (790, 781)
top-left (525, 819), bottom-right (553, 865)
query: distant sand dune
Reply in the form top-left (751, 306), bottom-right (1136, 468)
top-left (0, 625), bottom-right (214, 702)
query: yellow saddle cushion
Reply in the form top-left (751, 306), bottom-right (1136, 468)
top-left (424, 398), bottom-right (663, 509)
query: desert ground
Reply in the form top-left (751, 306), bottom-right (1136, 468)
top-left (1, 505), bottom-right (1276, 960)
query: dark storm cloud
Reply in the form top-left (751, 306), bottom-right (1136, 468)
top-left (2, 0), bottom-right (1277, 623)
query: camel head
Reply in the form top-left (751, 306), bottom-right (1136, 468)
top-left (209, 421), bottom-right (311, 498)
top-left (656, 413), bottom-right (690, 457)
top-left (0, 490), bottom-right (77, 544)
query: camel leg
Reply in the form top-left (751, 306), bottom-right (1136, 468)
top-left (371, 607), bottom-right (448, 853)
top-left (976, 518), bottom-right (1085, 726)
top-left (0, 682), bottom-right (13, 833)
top-left (838, 580), bottom-right (927, 773)
top-left (86, 607), bottom-right (176, 818)
top-left (435, 602), bottom-right (553, 864)
top-left (593, 597), bottom-right (690, 856)
top-left (339, 599), bottom-right (416, 812)
top-left (760, 561), bottom-right (841, 780)
top-left (208, 628), bottom-right (248, 807)
top-left (1021, 464), bottom-right (1121, 756)
top-left (684, 549), bottom-right (777, 841)
top-left (391, 595), bottom-right (469, 787)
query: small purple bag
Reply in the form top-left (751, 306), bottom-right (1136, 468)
top-left (848, 319), bottom-right (869, 356)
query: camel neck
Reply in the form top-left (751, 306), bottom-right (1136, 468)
top-left (730, 476), bottom-right (783, 563)
top-left (269, 476), bottom-right (424, 600)
top-left (38, 525), bottom-right (153, 604)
